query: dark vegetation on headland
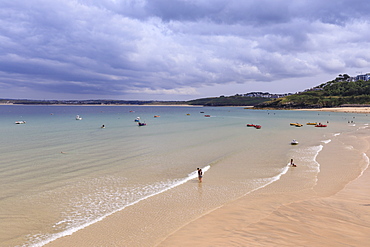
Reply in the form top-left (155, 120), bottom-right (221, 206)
top-left (0, 99), bottom-right (187, 106)
top-left (2, 75), bottom-right (370, 108)
top-left (0, 96), bottom-right (270, 106)
top-left (256, 75), bottom-right (370, 109)
top-left (186, 96), bottom-right (269, 106)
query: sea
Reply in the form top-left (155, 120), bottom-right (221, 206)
top-left (0, 105), bottom-right (368, 246)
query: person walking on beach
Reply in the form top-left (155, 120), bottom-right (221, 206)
top-left (290, 159), bottom-right (296, 167)
top-left (197, 168), bottom-right (203, 182)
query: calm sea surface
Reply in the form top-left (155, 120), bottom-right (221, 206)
top-left (0, 105), bottom-right (368, 246)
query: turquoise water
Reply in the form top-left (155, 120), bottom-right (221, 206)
top-left (0, 105), bottom-right (368, 246)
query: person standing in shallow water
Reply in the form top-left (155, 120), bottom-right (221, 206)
top-left (197, 168), bottom-right (203, 182)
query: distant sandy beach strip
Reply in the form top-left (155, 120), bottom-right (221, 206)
top-left (298, 107), bottom-right (370, 114)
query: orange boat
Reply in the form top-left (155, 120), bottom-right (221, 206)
top-left (290, 123), bottom-right (303, 127)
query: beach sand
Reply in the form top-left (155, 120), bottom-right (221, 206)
top-left (299, 107), bottom-right (370, 114)
top-left (158, 135), bottom-right (370, 247)
top-left (44, 108), bottom-right (370, 247)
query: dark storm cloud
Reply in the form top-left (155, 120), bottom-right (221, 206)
top-left (1, 0), bottom-right (370, 99)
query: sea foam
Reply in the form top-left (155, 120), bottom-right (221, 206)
top-left (25, 165), bottom-right (211, 247)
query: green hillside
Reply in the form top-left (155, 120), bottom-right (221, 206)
top-left (3, 75), bottom-right (370, 108)
top-left (187, 95), bottom-right (270, 106)
top-left (255, 76), bottom-right (370, 109)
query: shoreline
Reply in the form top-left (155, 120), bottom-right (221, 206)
top-left (0, 103), bottom-right (254, 108)
top-left (157, 131), bottom-right (370, 246)
top-left (44, 121), bottom-right (370, 246)
top-left (296, 107), bottom-right (370, 114)
top-left (3, 103), bottom-right (370, 112)
top-left (0, 103), bottom-right (200, 107)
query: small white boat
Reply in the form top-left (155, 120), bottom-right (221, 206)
top-left (134, 117), bottom-right (140, 122)
top-left (291, 139), bottom-right (299, 145)
top-left (76, 115), bottom-right (82, 120)
top-left (15, 120), bottom-right (26, 124)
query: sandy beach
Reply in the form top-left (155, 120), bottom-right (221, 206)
top-left (158, 134), bottom-right (370, 246)
top-left (156, 108), bottom-right (370, 246)
top-left (299, 106), bottom-right (370, 114)
top-left (41, 107), bottom-right (370, 247)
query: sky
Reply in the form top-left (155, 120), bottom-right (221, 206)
top-left (1, 0), bottom-right (370, 101)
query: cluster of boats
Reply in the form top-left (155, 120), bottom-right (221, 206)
top-left (134, 111), bottom-right (211, 126)
top-left (246, 121), bottom-right (327, 130)
top-left (290, 122), bottom-right (327, 127)
top-left (289, 121), bottom-right (328, 146)
top-left (243, 121), bottom-right (329, 146)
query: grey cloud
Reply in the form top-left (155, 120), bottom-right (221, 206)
top-left (0, 0), bottom-right (370, 99)
top-left (113, 0), bottom-right (370, 25)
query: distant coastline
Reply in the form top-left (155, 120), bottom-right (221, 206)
top-left (0, 99), bottom-right (189, 106)
top-left (0, 96), bottom-right (268, 107)
top-left (0, 103), bottom-right (199, 107)
top-left (3, 101), bottom-right (370, 113)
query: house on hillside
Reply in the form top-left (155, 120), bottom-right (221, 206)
top-left (243, 92), bottom-right (292, 98)
top-left (356, 73), bottom-right (370, 81)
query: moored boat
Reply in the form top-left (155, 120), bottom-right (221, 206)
top-left (75, 115), bottom-right (82, 120)
top-left (138, 122), bottom-right (147, 126)
top-left (134, 117), bottom-right (140, 122)
top-left (246, 124), bottom-right (261, 129)
top-left (204, 115), bottom-right (211, 117)
top-left (315, 123), bottom-right (327, 127)
top-left (306, 122), bottom-right (317, 125)
top-left (15, 120), bottom-right (26, 124)
top-left (291, 139), bottom-right (299, 145)
top-left (290, 123), bottom-right (303, 127)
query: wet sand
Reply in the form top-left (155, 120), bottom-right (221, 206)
top-left (158, 135), bottom-right (370, 246)
top-left (44, 125), bottom-right (370, 247)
